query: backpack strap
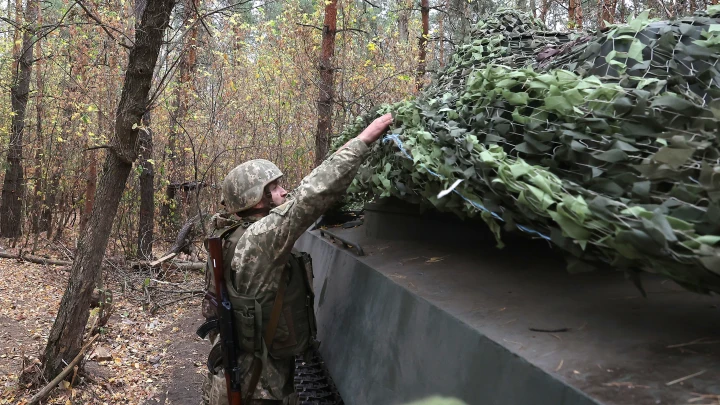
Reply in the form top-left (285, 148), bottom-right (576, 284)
top-left (244, 266), bottom-right (290, 402)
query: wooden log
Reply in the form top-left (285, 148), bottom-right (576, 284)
top-left (0, 251), bottom-right (72, 266)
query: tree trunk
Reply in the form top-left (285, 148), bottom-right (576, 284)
top-left (81, 150), bottom-right (98, 231)
top-left (569, 0), bottom-right (583, 28)
top-left (137, 115), bottom-right (155, 259)
top-left (674, 0), bottom-right (687, 16)
top-left (439, 0), bottom-right (447, 67)
top-left (11, 0), bottom-right (21, 72)
top-left (42, 0), bottom-right (176, 381)
top-left (314, 0), bottom-right (337, 167)
top-left (1, 0), bottom-right (38, 238)
top-left (540, 0), bottom-right (550, 23)
top-left (415, 0), bottom-right (430, 91)
top-left (79, 33), bottom-right (95, 232)
top-left (397, 0), bottom-right (410, 42)
top-left (600, 0), bottom-right (615, 28)
top-left (41, 172), bottom-right (59, 238)
top-left (30, 3), bottom-right (43, 252)
top-left (161, 0), bottom-right (198, 227)
top-left (576, 1), bottom-right (583, 29)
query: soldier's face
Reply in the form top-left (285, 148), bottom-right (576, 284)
top-left (267, 181), bottom-right (288, 207)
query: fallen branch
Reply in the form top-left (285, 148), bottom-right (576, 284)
top-left (27, 334), bottom-right (99, 405)
top-left (132, 260), bottom-right (205, 271)
top-left (0, 251), bottom-right (72, 266)
top-left (150, 292), bottom-right (203, 314)
top-left (149, 252), bottom-right (177, 267)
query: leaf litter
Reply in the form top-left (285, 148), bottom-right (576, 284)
top-left (0, 252), bottom-right (206, 405)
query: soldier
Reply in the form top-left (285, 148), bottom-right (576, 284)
top-left (201, 113), bottom-right (393, 405)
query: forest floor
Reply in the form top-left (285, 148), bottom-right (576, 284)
top-left (0, 241), bottom-right (209, 405)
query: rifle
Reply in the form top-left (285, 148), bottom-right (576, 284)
top-left (205, 236), bottom-right (243, 405)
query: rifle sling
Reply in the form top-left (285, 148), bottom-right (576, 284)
top-left (244, 267), bottom-right (290, 402)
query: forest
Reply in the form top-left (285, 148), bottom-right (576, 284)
top-left (0, 0), bottom-right (716, 403)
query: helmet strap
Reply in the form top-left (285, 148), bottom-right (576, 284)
top-left (238, 207), bottom-right (270, 218)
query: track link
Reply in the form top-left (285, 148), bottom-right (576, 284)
top-left (294, 348), bottom-right (344, 405)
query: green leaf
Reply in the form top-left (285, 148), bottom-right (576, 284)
top-left (544, 96), bottom-right (573, 115)
top-left (696, 235), bottom-right (720, 245)
top-left (549, 210), bottom-right (591, 241)
top-left (652, 147), bottom-right (694, 169)
top-left (605, 50), bottom-right (617, 63)
top-left (651, 95), bottom-right (697, 113)
top-left (593, 149), bottom-right (628, 163)
top-left (503, 90), bottom-right (529, 105)
top-left (627, 40), bottom-right (645, 62)
top-left (628, 10), bottom-right (650, 31)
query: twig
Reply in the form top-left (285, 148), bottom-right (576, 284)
top-left (150, 293), bottom-right (202, 314)
top-left (27, 334), bottom-right (99, 405)
top-left (85, 145), bottom-right (112, 151)
top-left (147, 287), bottom-right (204, 294)
top-left (689, 393), bottom-right (720, 403)
top-left (296, 23), bottom-right (322, 31)
top-left (667, 338), bottom-right (720, 349)
top-left (666, 370), bottom-right (707, 386)
top-left (77, 0), bottom-right (133, 48)
top-left (336, 28), bottom-right (369, 35)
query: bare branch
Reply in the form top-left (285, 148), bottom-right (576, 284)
top-left (191, 0), bottom-right (213, 38)
top-left (336, 28), bottom-right (369, 35)
top-left (85, 145), bottom-right (112, 151)
top-left (297, 23), bottom-right (323, 31)
top-left (77, 0), bottom-right (134, 48)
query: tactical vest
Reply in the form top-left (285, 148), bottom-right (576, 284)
top-left (209, 219), bottom-right (318, 360)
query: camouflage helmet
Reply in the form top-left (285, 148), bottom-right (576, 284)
top-left (222, 159), bottom-right (283, 213)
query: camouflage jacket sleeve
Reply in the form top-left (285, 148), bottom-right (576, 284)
top-left (232, 138), bottom-right (369, 294)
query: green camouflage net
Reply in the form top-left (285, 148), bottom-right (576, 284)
top-left (333, 7), bottom-right (720, 294)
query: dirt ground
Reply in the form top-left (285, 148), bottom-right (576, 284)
top-left (0, 256), bottom-right (209, 405)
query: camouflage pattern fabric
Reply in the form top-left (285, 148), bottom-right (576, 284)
top-left (202, 137), bottom-right (370, 404)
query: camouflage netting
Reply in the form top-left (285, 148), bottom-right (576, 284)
top-left (332, 7), bottom-right (720, 294)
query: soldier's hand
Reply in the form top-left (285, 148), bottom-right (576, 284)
top-left (357, 113), bottom-right (393, 145)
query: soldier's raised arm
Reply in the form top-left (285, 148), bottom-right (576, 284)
top-left (248, 114), bottom-right (392, 268)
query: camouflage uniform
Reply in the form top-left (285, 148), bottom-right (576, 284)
top-left (202, 138), bottom-right (370, 404)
